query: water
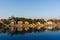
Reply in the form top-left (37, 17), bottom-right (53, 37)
top-left (0, 30), bottom-right (60, 40)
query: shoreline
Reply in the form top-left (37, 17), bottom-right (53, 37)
top-left (0, 16), bottom-right (60, 33)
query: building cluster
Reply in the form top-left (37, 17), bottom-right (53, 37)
top-left (0, 17), bottom-right (60, 32)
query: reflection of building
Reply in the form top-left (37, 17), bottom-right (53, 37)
top-left (45, 21), bottom-right (56, 30)
top-left (45, 21), bottom-right (55, 26)
top-left (17, 21), bottom-right (23, 31)
top-left (10, 19), bottom-right (16, 26)
top-left (36, 22), bottom-right (44, 30)
top-left (9, 19), bottom-right (16, 31)
top-left (29, 23), bottom-right (36, 29)
top-left (23, 21), bottom-right (29, 31)
top-left (56, 22), bottom-right (60, 29)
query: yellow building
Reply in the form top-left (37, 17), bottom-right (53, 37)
top-left (9, 19), bottom-right (16, 31)
top-left (17, 21), bottom-right (23, 31)
top-left (36, 22), bottom-right (44, 30)
top-left (44, 21), bottom-right (56, 30)
top-left (23, 21), bottom-right (29, 31)
top-left (29, 23), bottom-right (36, 29)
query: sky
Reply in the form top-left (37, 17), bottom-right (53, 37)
top-left (0, 0), bottom-right (60, 19)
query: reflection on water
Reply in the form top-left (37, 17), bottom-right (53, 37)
top-left (0, 27), bottom-right (60, 40)
top-left (0, 30), bottom-right (60, 40)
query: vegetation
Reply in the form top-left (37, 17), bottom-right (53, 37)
top-left (0, 16), bottom-right (60, 33)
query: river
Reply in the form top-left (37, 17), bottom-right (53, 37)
top-left (0, 30), bottom-right (60, 40)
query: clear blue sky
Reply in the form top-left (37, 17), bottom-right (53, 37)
top-left (0, 0), bottom-right (60, 19)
